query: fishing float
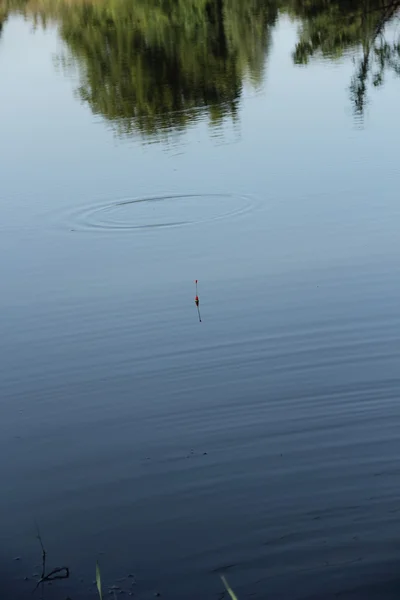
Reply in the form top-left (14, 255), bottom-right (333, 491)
top-left (195, 280), bottom-right (201, 323)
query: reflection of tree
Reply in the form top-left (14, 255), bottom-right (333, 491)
top-left (50, 0), bottom-right (277, 138)
top-left (350, 2), bottom-right (400, 114)
top-left (0, 5), bottom-right (9, 36)
top-left (1, 0), bottom-right (28, 33)
top-left (224, 0), bottom-right (277, 85)
top-left (3, 0), bottom-right (400, 126)
top-left (286, 0), bottom-right (400, 115)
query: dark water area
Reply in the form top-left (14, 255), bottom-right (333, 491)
top-left (1, 1), bottom-right (400, 599)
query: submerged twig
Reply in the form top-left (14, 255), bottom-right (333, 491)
top-left (33, 525), bottom-right (69, 594)
top-left (35, 523), bottom-right (46, 580)
top-left (34, 567), bottom-right (70, 591)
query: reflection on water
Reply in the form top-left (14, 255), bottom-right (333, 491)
top-left (2, 0), bottom-right (400, 138)
top-left (289, 0), bottom-right (400, 115)
top-left (4, 0), bottom-right (279, 139)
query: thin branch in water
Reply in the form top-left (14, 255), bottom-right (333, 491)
top-left (34, 567), bottom-right (70, 592)
top-left (35, 524), bottom-right (46, 581)
top-left (33, 526), bottom-right (70, 595)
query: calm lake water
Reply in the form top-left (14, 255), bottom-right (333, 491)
top-left (1, 1), bottom-right (400, 599)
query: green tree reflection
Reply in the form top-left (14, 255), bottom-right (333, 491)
top-left (0, 5), bottom-right (9, 35)
top-left (286, 0), bottom-right (400, 114)
top-left (2, 0), bottom-right (400, 129)
top-left (53, 0), bottom-right (278, 138)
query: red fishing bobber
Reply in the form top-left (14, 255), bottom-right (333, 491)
top-left (194, 280), bottom-right (201, 322)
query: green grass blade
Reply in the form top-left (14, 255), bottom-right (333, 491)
top-left (221, 575), bottom-right (238, 600)
top-left (96, 561), bottom-right (103, 600)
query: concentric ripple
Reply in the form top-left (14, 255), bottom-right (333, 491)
top-left (66, 193), bottom-right (258, 232)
